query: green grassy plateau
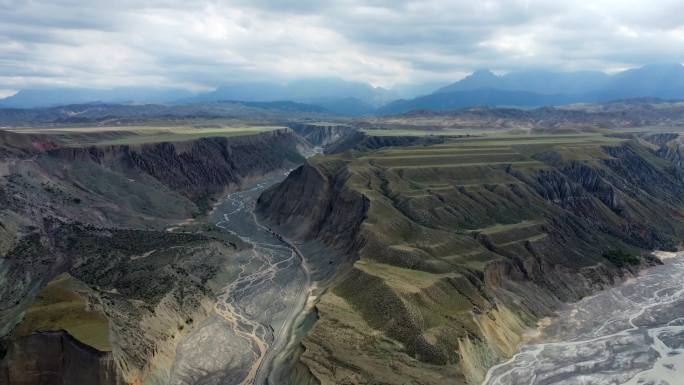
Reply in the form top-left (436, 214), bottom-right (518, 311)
top-left (13, 274), bottom-right (111, 351)
top-left (7, 123), bottom-right (282, 147)
top-left (291, 129), bottom-right (684, 385)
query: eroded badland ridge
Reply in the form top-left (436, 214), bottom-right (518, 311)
top-left (2, 102), bottom-right (684, 385)
top-left (0, 128), bottom-right (308, 384)
top-left (256, 130), bottom-right (684, 384)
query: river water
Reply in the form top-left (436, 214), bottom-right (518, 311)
top-left (168, 165), bottom-right (684, 385)
top-left (484, 253), bottom-right (684, 385)
top-left (169, 171), bottom-right (310, 385)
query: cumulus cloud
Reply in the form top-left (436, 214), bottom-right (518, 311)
top-left (0, 0), bottom-right (683, 93)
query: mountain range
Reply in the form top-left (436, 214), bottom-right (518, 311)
top-left (0, 78), bottom-right (394, 115)
top-left (379, 63), bottom-right (684, 114)
top-left (0, 87), bottom-right (195, 109)
top-left (2, 64), bottom-right (684, 115)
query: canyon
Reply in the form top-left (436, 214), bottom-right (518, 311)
top-left (0, 128), bottom-right (310, 384)
top-left (1, 111), bottom-right (684, 385)
top-left (254, 130), bottom-right (684, 384)
top-left (483, 251), bottom-right (684, 385)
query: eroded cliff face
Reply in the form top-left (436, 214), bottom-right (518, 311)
top-left (326, 131), bottom-right (449, 154)
top-left (1, 331), bottom-right (123, 385)
top-left (48, 129), bottom-right (307, 210)
top-left (0, 129), bottom-right (308, 384)
top-left (257, 162), bottom-right (368, 254)
top-left (255, 134), bottom-right (684, 385)
top-left (0, 225), bottom-right (233, 385)
top-left (287, 123), bottom-right (357, 149)
top-left (255, 161), bottom-right (369, 385)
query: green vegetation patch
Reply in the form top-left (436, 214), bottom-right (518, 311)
top-left (14, 273), bottom-right (111, 351)
top-left (602, 249), bottom-right (640, 267)
top-left (355, 260), bottom-right (460, 294)
top-left (367, 153), bottom-right (531, 168)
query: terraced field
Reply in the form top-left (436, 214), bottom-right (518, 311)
top-left (262, 131), bottom-right (684, 385)
top-left (362, 128), bottom-right (467, 137)
top-left (343, 135), bottom-right (611, 273)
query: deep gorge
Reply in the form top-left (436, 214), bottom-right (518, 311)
top-left (2, 126), bottom-right (684, 385)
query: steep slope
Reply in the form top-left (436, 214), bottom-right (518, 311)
top-left (2, 331), bottom-right (123, 385)
top-left (256, 133), bottom-right (684, 384)
top-left (257, 161), bottom-right (368, 256)
top-left (0, 129), bottom-right (308, 384)
top-left (286, 123), bottom-right (357, 148)
top-left (325, 131), bottom-right (450, 154)
top-left (49, 129), bottom-right (307, 210)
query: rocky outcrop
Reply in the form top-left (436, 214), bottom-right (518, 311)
top-left (0, 129), bottom-right (309, 384)
top-left (650, 134), bottom-right (684, 179)
top-left (642, 132), bottom-right (680, 147)
top-left (0, 222), bottom-right (239, 384)
top-left (257, 162), bottom-right (368, 257)
top-left (0, 331), bottom-right (123, 385)
top-left (0, 131), bottom-right (45, 158)
top-left (287, 123), bottom-right (356, 148)
top-left (285, 123), bottom-right (447, 155)
top-left (254, 161), bottom-right (369, 385)
top-left (48, 129), bottom-right (307, 209)
top-left (326, 131), bottom-right (449, 154)
top-left (255, 136), bottom-right (684, 385)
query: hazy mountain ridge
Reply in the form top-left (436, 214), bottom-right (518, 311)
top-left (0, 88), bottom-right (195, 109)
top-left (435, 64), bottom-right (684, 96)
top-left (0, 78), bottom-right (394, 115)
top-left (0, 101), bottom-right (331, 127)
top-left (3, 64), bottom-right (684, 117)
top-left (382, 64), bottom-right (684, 114)
top-left (433, 69), bottom-right (610, 95)
top-left (5, 98), bottom-right (684, 134)
top-left (377, 89), bottom-right (576, 115)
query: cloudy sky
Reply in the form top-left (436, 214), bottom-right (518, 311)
top-left (1, 0), bottom-right (683, 96)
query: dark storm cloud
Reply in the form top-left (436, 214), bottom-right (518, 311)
top-left (0, 0), bottom-right (683, 95)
